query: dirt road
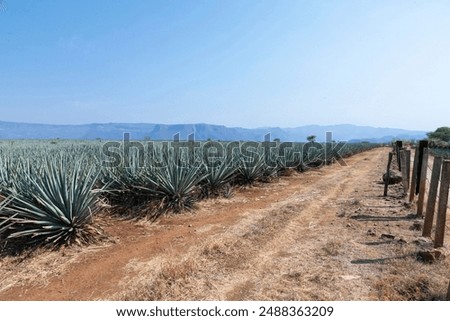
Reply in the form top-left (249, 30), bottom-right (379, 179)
top-left (1, 147), bottom-right (449, 300)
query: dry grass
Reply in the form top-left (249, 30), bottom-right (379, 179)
top-left (372, 256), bottom-right (450, 300)
top-left (322, 239), bottom-right (343, 256)
top-left (0, 213), bottom-right (115, 296)
top-left (0, 244), bottom-right (108, 293)
top-left (116, 257), bottom-right (199, 301)
top-left (112, 201), bottom-right (303, 300)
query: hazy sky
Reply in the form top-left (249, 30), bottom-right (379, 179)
top-left (0, 0), bottom-right (449, 131)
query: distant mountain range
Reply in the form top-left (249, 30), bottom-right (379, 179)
top-left (0, 120), bottom-right (427, 143)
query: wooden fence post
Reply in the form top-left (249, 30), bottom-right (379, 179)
top-left (384, 152), bottom-right (393, 197)
top-left (434, 160), bottom-right (450, 248)
top-left (416, 140), bottom-right (429, 195)
top-left (396, 141), bottom-right (403, 170)
top-left (447, 280), bottom-right (450, 300)
top-left (417, 148), bottom-right (429, 217)
top-left (400, 150), bottom-right (409, 195)
top-left (422, 157), bottom-right (443, 237)
top-left (405, 149), bottom-right (411, 190)
top-left (409, 146), bottom-right (420, 202)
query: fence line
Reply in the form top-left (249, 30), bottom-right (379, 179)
top-left (386, 141), bottom-right (449, 248)
top-left (385, 142), bottom-right (449, 298)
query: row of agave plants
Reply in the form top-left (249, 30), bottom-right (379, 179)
top-left (0, 140), bottom-right (380, 252)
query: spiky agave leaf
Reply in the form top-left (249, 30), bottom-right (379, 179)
top-left (101, 153), bottom-right (158, 207)
top-left (202, 160), bottom-right (236, 197)
top-left (237, 153), bottom-right (268, 186)
top-left (0, 158), bottom-right (104, 248)
top-left (145, 162), bottom-right (207, 215)
top-left (0, 195), bottom-right (14, 233)
top-left (277, 147), bottom-right (302, 171)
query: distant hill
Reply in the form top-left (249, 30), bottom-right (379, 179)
top-left (0, 120), bottom-right (427, 142)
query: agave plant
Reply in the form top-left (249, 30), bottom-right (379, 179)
top-left (0, 157), bottom-right (105, 248)
top-left (302, 142), bottom-right (325, 168)
top-left (202, 160), bottom-right (237, 198)
top-left (277, 147), bottom-right (302, 172)
top-left (144, 162), bottom-right (207, 215)
top-left (101, 153), bottom-right (158, 207)
top-left (236, 153), bottom-right (268, 186)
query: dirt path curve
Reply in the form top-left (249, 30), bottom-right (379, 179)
top-left (0, 148), bottom-right (389, 300)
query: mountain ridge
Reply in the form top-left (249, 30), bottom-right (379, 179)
top-left (0, 120), bottom-right (427, 142)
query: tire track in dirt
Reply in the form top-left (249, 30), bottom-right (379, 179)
top-left (222, 151), bottom-right (384, 300)
top-left (189, 151), bottom-right (382, 300)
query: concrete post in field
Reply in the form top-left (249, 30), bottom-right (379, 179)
top-left (422, 157), bottom-right (443, 237)
top-left (409, 146), bottom-right (420, 202)
top-left (434, 160), bottom-right (450, 248)
top-left (384, 152), bottom-right (393, 197)
top-left (416, 148), bottom-right (429, 217)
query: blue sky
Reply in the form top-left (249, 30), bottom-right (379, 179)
top-left (0, 0), bottom-right (449, 131)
